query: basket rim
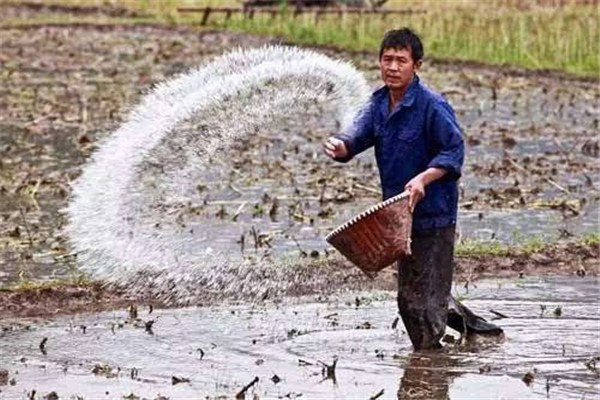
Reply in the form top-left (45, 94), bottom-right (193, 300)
top-left (325, 190), bottom-right (410, 242)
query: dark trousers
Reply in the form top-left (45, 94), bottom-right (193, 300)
top-left (397, 225), bottom-right (455, 350)
top-left (397, 225), bottom-right (503, 350)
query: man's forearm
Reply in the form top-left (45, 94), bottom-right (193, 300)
top-left (417, 167), bottom-right (448, 187)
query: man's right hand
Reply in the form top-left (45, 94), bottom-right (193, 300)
top-left (323, 137), bottom-right (349, 159)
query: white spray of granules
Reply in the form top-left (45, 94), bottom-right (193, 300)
top-left (66, 45), bottom-right (370, 302)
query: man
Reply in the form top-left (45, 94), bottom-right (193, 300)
top-left (324, 28), bottom-right (502, 350)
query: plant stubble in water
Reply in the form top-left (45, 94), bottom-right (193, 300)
top-left (0, 276), bottom-right (597, 399)
top-left (65, 45), bottom-right (371, 303)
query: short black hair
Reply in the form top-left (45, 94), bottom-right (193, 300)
top-left (379, 28), bottom-right (424, 62)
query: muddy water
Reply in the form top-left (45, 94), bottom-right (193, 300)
top-left (1, 22), bottom-right (599, 285)
top-left (140, 143), bottom-right (599, 262)
top-left (0, 276), bottom-right (597, 399)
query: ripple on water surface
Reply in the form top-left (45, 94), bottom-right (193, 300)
top-left (0, 276), bottom-right (598, 399)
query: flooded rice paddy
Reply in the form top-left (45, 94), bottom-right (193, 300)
top-left (0, 16), bottom-right (598, 283)
top-left (0, 276), bottom-right (598, 399)
top-left (0, 5), bottom-right (598, 399)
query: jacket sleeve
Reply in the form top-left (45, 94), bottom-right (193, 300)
top-left (332, 101), bottom-right (375, 163)
top-left (426, 100), bottom-right (464, 180)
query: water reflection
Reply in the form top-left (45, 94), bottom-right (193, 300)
top-left (0, 277), bottom-right (597, 399)
top-left (398, 350), bottom-right (456, 400)
top-left (398, 334), bottom-right (506, 400)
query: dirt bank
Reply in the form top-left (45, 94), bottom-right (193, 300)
top-left (1, 239), bottom-right (596, 320)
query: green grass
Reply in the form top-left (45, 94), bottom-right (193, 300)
top-left (455, 232), bottom-right (600, 257)
top-left (455, 239), bottom-right (510, 257)
top-left (0, 272), bottom-right (91, 292)
top-left (582, 232), bottom-right (600, 246)
top-left (199, 5), bottom-right (597, 77)
top-left (6, 0), bottom-right (597, 76)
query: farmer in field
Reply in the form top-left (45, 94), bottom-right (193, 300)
top-left (324, 28), bottom-right (502, 350)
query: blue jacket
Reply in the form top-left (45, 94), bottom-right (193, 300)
top-left (335, 75), bottom-right (464, 233)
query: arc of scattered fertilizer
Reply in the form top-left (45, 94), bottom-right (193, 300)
top-left (66, 45), bottom-right (371, 283)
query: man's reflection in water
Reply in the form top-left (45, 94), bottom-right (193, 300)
top-left (397, 350), bottom-right (455, 400)
top-left (397, 335), bottom-right (504, 400)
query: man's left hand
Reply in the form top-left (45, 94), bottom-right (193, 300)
top-left (404, 176), bottom-right (426, 213)
top-left (404, 168), bottom-right (448, 213)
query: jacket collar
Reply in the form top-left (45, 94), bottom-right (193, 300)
top-left (399, 74), bottom-right (419, 108)
top-left (375, 74), bottom-right (420, 117)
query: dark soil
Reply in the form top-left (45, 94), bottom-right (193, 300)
top-left (2, 0), bottom-right (148, 19)
top-left (0, 3), bottom-right (598, 319)
top-left (0, 282), bottom-right (135, 319)
top-left (0, 239), bottom-right (596, 319)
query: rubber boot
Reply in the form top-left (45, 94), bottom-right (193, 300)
top-left (447, 296), bottom-right (504, 336)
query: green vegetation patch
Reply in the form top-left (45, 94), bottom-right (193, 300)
top-left (201, 5), bottom-right (597, 76)
top-left (0, 273), bottom-right (91, 292)
top-left (455, 232), bottom-right (600, 257)
top-left (4, 1), bottom-right (597, 76)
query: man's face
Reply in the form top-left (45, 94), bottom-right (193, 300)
top-left (379, 47), bottom-right (421, 92)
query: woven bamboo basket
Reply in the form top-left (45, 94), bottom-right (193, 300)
top-left (325, 191), bottom-right (412, 278)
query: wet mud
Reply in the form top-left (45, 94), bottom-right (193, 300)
top-left (0, 238), bottom-right (597, 320)
top-left (1, 10), bottom-right (598, 286)
top-left (0, 276), bottom-right (598, 399)
top-left (1, 1), bottom-right (148, 20)
top-left (0, 3), bottom-right (599, 399)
